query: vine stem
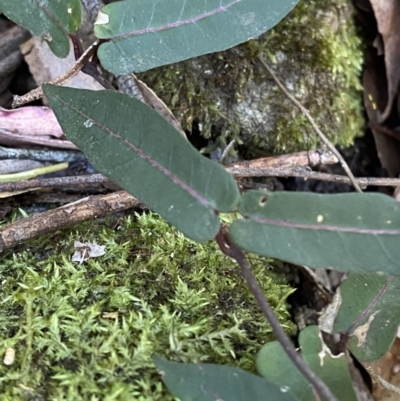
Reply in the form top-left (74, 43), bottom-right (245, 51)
top-left (257, 54), bottom-right (362, 193)
top-left (216, 231), bottom-right (339, 401)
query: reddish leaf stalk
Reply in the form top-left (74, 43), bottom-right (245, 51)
top-left (216, 230), bottom-right (339, 401)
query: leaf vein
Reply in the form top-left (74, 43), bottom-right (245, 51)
top-left (52, 93), bottom-right (214, 209)
top-left (34, 0), bottom-right (69, 35)
top-left (111, 0), bottom-right (242, 40)
top-left (248, 217), bottom-right (400, 236)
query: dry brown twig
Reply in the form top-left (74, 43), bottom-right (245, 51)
top-left (229, 148), bottom-right (338, 170)
top-left (2, 151), bottom-right (400, 197)
top-left (0, 174), bottom-right (112, 193)
top-left (228, 167), bottom-right (400, 189)
top-left (11, 40), bottom-right (100, 108)
top-left (257, 54), bottom-right (363, 193)
top-left (1, 152), bottom-right (399, 250)
top-left (0, 191), bottom-right (140, 252)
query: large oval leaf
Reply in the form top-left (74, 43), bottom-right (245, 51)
top-left (257, 326), bottom-right (357, 401)
top-left (333, 274), bottom-right (400, 362)
top-left (43, 85), bottom-right (240, 242)
top-left (0, 0), bottom-right (82, 58)
top-left (94, 0), bottom-right (299, 74)
top-left (230, 190), bottom-right (400, 274)
top-left (153, 355), bottom-right (298, 401)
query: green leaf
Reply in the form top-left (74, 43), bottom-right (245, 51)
top-left (42, 85), bottom-right (240, 243)
top-left (153, 355), bottom-right (298, 401)
top-left (299, 327), bottom-right (357, 401)
top-left (0, 0), bottom-right (82, 58)
top-left (93, 0), bottom-right (299, 74)
top-left (333, 274), bottom-right (400, 362)
top-left (230, 190), bottom-right (400, 274)
top-left (257, 342), bottom-right (312, 401)
top-left (257, 326), bottom-right (357, 401)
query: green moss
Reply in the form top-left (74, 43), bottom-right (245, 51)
top-left (265, 0), bottom-right (364, 153)
top-left (138, 0), bottom-right (364, 156)
top-left (0, 213), bottom-right (295, 400)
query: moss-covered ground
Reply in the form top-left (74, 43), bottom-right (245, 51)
top-left (0, 212), bottom-right (295, 400)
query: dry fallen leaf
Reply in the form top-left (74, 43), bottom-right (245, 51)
top-left (117, 74), bottom-right (186, 137)
top-left (102, 312), bottom-right (119, 320)
top-left (0, 106), bottom-right (76, 149)
top-left (0, 106), bottom-right (63, 137)
top-left (362, 53), bottom-right (400, 177)
top-left (366, 338), bottom-right (400, 401)
top-left (370, 0), bottom-right (400, 123)
top-left (71, 241), bottom-right (106, 263)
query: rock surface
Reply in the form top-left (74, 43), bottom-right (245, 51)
top-left (139, 0), bottom-right (364, 157)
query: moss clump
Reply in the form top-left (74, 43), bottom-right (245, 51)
top-left (0, 212), bottom-right (295, 400)
top-left (138, 0), bottom-right (363, 156)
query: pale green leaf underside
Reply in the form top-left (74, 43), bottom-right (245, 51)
top-left (0, 0), bottom-right (82, 58)
top-left (230, 190), bottom-right (400, 274)
top-left (257, 326), bottom-right (357, 401)
top-left (333, 274), bottom-right (400, 362)
top-left (153, 355), bottom-right (298, 401)
top-left (94, 0), bottom-right (299, 74)
top-left (43, 85), bottom-right (240, 243)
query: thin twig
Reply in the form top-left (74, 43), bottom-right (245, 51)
top-left (12, 40), bottom-right (100, 108)
top-left (228, 166), bottom-right (400, 188)
top-left (258, 54), bottom-right (362, 193)
top-left (0, 174), bottom-right (113, 192)
top-left (0, 191), bottom-right (140, 252)
top-left (229, 148), bottom-right (338, 170)
top-left (220, 140), bottom-right (236, 164)
top-left (3, 169), bottom-right (400, 196)
top-left (215, 231), bottom-right (339, 401)
top-left (0, 146), bottom-right (87, 163)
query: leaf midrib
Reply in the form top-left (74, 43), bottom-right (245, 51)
top-left (244, 217), bottom-right (400, 235)
top-left (108, 0), bottom-right (242, 40)
top-left (34, 0), bottom-right (69, 35)
top-left (52, 92), bottom-right (215, 210)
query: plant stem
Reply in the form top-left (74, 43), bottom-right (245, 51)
top-left (216, 231), bottom-right (339, 401)
top-left (258, 54), bottom-right (362, 193)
